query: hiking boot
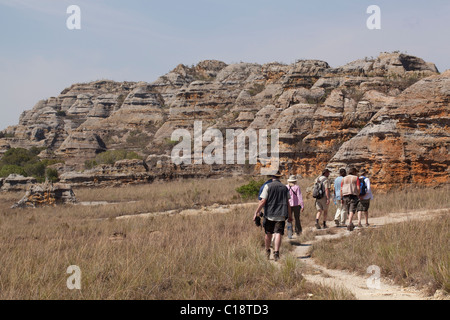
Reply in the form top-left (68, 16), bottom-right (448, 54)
top-left (334, 220), bottom-right (340, 227)
top-left (266, 249), bottom-right (271, 260)
top-left (357, 223), bottom-right (363, 228)
top-left (315, 223), bottom-right (321, 230)
top-left (347, 223), bottom-right (355, 232)
top-left (274, 251), bottom-right (280, 262)
top-left (323, 223), bottom-right (328, 229)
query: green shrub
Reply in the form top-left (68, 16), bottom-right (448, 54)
top-left (236, 179), bottom-right (266, 200)
top-left (0, 165), bottom-right (27, 178)
top-left (0, 148), bottom-right (39, 167)
top-left (45, 168), bottom-right (59, 182)
top-left (24, 162), bottom-right (46, 179)
top-left (0, 148), bottom-right (62, 181)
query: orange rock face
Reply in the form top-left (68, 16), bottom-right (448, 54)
top-left (327, 71), bottom-right (449, 190)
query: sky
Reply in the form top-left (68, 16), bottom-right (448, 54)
top-left (1, 0), bottom-right (449, 130)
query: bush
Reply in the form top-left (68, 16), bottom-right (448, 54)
top-left (24, 162), bottom-right (46, 179)
top-left (236, 179), bottom-right (266, 200)
top-left (46, 168), bottom-right (59, 182)
top-left (0, 148), bottom-right (39, 167)
top-left (0, 147), bottom-right (61, 181)
top-left (0, 165), bottom-right (27, 178)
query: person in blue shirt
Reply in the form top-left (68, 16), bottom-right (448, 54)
top-left (333, 168), bottom-right (347, 227)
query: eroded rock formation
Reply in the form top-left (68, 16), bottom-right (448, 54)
top-left (1, 52), bottom-right (448, 190)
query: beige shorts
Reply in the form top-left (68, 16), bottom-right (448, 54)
top-left (315, 197), bottom-right (329, 211)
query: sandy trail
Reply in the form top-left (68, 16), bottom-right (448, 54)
top-left (292, 208), bottom-right (449, 300)
top-left (116, 202), bottom-right (257, 220)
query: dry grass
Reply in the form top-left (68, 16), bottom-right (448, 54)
top-left (311, 212), bottom-right (450, 295)
top-left (1, 177), bottom-right (447, 300)
top-left (0, 178), bottom-right (354, 300)
top-left (76, 176), bottom-right (248, 203)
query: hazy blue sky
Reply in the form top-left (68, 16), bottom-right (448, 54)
top-left (1, 0), bottom-right (449, 130)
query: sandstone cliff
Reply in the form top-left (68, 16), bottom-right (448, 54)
top-left (1, 52), bottom-right (448, 190)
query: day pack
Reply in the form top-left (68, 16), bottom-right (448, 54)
top-left (312, 178), bottom-right (325, 199)
top-left (359, 177), bottom-right (367, 196)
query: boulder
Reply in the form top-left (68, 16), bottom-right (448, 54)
top-left (12, 183), bottom-right (77, 208)
top-left (1, 174), bottom-right (37, 192)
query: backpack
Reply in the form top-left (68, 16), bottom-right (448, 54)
top-left (312, 178), bottom-right (325, 199)
top-left (359, 177), bottom-right (367, 196)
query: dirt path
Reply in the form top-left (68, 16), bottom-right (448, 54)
top-left (292, 208), bottom-right (449, 300)
top-left (116, 202), bottom-right (257, 220)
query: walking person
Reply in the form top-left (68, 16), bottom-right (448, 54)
top-left (334, 168), bottom-right (348, 227)
top-left (253, 172), bottom-right (292, 262)
top-left (315, 169), bottom-right (331, 229)
top-left (357, 170), bottom-right (373, 227)
top-left (286, 175), bottom-right (304, 236)
top-left (340, 168), bottom-right (360, 231)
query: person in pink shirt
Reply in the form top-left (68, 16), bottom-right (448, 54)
top-left (286, 175), bottom-right (304, 236)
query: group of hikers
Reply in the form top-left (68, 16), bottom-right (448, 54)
top-left (253, 167), bottom-right (373, 261)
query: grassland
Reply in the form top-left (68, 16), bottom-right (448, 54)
top-left (0, 177), bottom-right (353, 300)
top-left (0, 177), bottom-right (448, 299)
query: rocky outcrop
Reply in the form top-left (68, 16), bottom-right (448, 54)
top-left (12, 183), bottom-right (77, 208)
top-left (1, 174), bottom-right (37, 192)
top-left (59, 159), bottom-right (150, 187)
top-left (1, 52), bottom-right (447, 190)
top-left (333, 52), bottom-right (439, 77)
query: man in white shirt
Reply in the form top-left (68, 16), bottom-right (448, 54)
top-left (357, 170), bottom-right (373, 227)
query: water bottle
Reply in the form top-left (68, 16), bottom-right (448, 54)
top-left (287, 222), bottom-right (293, 239)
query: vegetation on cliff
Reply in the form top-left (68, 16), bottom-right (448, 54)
top-left (0, 148), bottom-right (61, 182)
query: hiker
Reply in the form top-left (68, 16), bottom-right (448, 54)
top-left (314, 169), bottom-right (331, 229)
top-left (357, 170), bottom-right (373, 227)
top-left (253, 171), bottom-right (292, 262)
top-left (340, 167), bottom-right (360, 231)
top-left (334, 168), bottom-right (348, 227)
top-left (286, 175), bottom-right (304, 236)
